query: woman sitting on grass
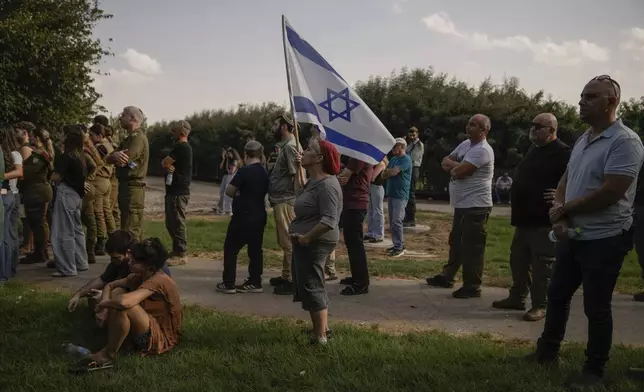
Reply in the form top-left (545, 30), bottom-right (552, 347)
top-left (289, 137), bottom-right (342, 345)
top-left (73, 238), bottom-right (182, 372)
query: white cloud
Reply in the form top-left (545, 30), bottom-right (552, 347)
top-left (392, 0), bottom-right (408, 14)
top-left (119, 48), bottom-right (162, 75)
top-left (620, 27), bottom-right (644, 58)
top-left (632, 27), bottom-right (644, 42)
top-left (462, 60), bottom-right (480, 69)
top-left (421, 12), bottom-right (610, 66)
top-left (107, 68), bottom-right (153, 84)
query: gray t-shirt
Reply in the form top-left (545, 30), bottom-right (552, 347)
top-left (289, 176), bottom-right (343, 244)
top-left (565, 120), bottom-right (644, 240)
top-left (268, 135), bottom-right (300, 205)
top-left (448, 139), bottom-right (494, 208)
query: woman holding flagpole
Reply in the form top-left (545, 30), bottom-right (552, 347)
top-left (289, 137), bottom-right (342, 345)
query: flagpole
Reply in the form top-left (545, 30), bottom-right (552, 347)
top-left (281, 15), bottom-right (302, 150)
top-left (282, 15), bottom-right (306, 186)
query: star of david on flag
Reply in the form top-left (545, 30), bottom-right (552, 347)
top-left (282, 16), bottom-right (395, 164)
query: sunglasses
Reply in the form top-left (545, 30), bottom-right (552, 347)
top-left (591, 75), bottom-right (621, 98)
top-left (530, 123), bottom-right (550, 130)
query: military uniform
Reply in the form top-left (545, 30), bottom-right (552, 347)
top-left (20, 151), bottom-right (53, 263)
top-left (93, 139), bottom-right (115, 253)
top-left (115, 129), bottom-right (149, 241)
top-left (81, 153), bottom-right (98, 263)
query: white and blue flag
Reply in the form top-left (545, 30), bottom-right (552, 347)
top-left (282, 17), bottom-right (395, 165)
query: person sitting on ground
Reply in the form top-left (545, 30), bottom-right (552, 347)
top-left (72, 238), bottom-right (182, 372)
top-left (66, 230), bottom-right (171, 323)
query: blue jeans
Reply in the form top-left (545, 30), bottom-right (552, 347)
top-left (0, 193), bottom-right (13, 282)
top-left (367, 184), bottom-right (385, 239)
top-left (388, 198), bottom-right (407, 250)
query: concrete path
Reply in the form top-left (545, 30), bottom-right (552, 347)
top-left (15, 257), bottom-right (644, 346)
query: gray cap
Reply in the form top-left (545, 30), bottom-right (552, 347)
top-left (394, 137), bottom-right (407, 149)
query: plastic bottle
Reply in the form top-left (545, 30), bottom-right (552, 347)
top-left (548, 228), bottom-right (579, 242)
top-left (166, 172), bottom-right (173, 186)
top-left (62, 343), bottom-right (91, 357)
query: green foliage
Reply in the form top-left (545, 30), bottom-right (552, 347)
top-left (620, 97), bottom-right (644, 134)
top-left (0, 0), bottom-right (112, 128)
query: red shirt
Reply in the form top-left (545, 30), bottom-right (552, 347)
top-left (343, 158), bottom-right (373, 210)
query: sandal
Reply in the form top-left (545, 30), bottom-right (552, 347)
top-left (340, 284), bottom-right (369, 296)
top-left (69, 357), bottom-right (114, 374)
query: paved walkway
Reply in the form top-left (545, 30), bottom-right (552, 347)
top-left (15, 257), bottom-right (644, 346)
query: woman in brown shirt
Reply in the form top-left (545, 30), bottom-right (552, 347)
top-left (73, 237), bottom-right (182, 372)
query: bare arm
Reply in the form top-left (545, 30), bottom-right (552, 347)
top-left (162, 156), bottom-right (175, 169)
top-left (97, 287), bottom-right (155, 310)
top-left (450, 162), bottom-right (478, 179)
top-left (225, 183), bottom-right (238, 198)
top-left (553, 168), bottom-right (568, 205)
top-left (3, 165), bottom-right (22, 180)
top-left (71, 276), bottom-right (106, 298)
top-left (381, 167), bottom-right (400, 180)
top-left (441, 155), bottom-right (459, 172)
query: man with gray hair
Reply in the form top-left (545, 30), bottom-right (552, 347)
top-left (217, 140), bottom-right (269, 294)
top-left (107, 106), bottom-right (149, 241)
top-left (527, 76), bottom-right (643, 390)
top-left (162, 120), bottom-right (193, 266)
top-left (426, 114), bottom-right (494, 299)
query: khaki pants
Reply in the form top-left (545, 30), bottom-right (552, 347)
top-left (273, 202), bottom-right (295, 280)
top-left (508, 227), bottom-right (555, 308)
top-left (93, 177), bottom-right (115, 239)
top-left (119, 184), bottom-right (145, 242)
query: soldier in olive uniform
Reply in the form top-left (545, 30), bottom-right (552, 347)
top-left (89, 123), bottom-right (115, 255)
top-left (107, 106), bottom-right (149, 241)
top-left (19, 129), bottom-right (53, 264)
top-left (93, 115), bottom-right (120, 230)
top-left (80, 131), bottom-right (102, 264)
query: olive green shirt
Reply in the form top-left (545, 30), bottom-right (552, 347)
top-left (21, 151), bottom-right (53, 204)
top-left (115, 129), bottom-right (149, 185)
top-left (94, 139), bottom-right (115, 179)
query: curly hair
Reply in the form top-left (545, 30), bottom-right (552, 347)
top-left (131, 238), bottom-right (170, 272)
top-left (0, 125), bottom-right (19, 173)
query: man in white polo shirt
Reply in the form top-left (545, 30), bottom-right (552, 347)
top-left (426, 114), bottom-right (495, 299)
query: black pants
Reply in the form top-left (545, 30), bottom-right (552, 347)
top-left (342, 209), bottom-right (369, 286)
top-left (222, 214), bottom-right (266, 285)
top-left (404, 167), bottom-right (419, 223)
top-left (537, 230), bottom-right (633, 376)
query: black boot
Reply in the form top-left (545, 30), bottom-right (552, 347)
top-left (95, 238), bottom-right (106, 256)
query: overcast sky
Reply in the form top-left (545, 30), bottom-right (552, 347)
top-left (92, 0), bottom-right (644, 123)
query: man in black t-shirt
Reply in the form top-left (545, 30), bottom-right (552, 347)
top-left (492, 113), bottom-right (571, 321)
top-left (162, 120), bottom-right (193, 266)
top-left (216, 141), bottom-right (270, 294)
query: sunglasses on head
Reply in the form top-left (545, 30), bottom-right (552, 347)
top-left (591, 75), bottom-right (621, 98)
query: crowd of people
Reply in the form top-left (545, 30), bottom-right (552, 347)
top-left (5, 75), bottom-right (644, 388)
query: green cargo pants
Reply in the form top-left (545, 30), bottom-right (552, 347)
top-left (119, 183), bottom-right (145, 242)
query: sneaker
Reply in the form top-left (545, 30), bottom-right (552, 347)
top-left (235, 281), bottom-right (263, 293)
top-left (368, 238), bottom-right (384, 243)
top-left (216, 282), bottom-right (236, 294)
top-left (274, 281), bottom-right (293, 295)
top-left (386, 246), bottom-right (395, 252)
top-left (364, 235), bottom-right (374, 241)
top-left (340, 284), bottom-right (369, 296)
top-left (492, 297), bottom-right (526, 310)
top-left (524, 351), bottom-right (560, 367)
top-left (94, 238), bottom-right (106, 256)
top-left (523, 308), bottom-right (546, 322)
top-left (167, 255), bottom-right (187, 267)
top-left (303, 328), bottom-right (333, 340)
top-left (452, 287), bottom-right (481, 299)
top-left (564, 371), bottom-right (603, 391)
top-left (425, 275), bottom-right (454, 288)
top-left (403, 222), bottom-right (416, 228)
top-left (309, 336), bottom-right (328, 346)
top-left (269, 276), bottom-right (289, 287)
top-left (388, 248), bottom-right (405, 257)
top-left (339, 277), bottom-right (354, 285)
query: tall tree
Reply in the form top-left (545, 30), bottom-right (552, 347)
top-left (0, 0), bottom-right (112, 128)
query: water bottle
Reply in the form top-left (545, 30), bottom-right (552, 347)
top-left (166, 172), bottom-right (173, 186)
top-left (548, 228), bottom-right (579, 242)
top-left (62, 343), bottom-right (91, 357)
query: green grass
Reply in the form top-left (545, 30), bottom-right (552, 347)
top-left (141, 212), bottom-right (644, 294)
top-left (1, 283), bottom-right (643, 392)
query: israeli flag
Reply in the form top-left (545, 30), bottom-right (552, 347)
top-left (282, 16), bottom-right (395, 165)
